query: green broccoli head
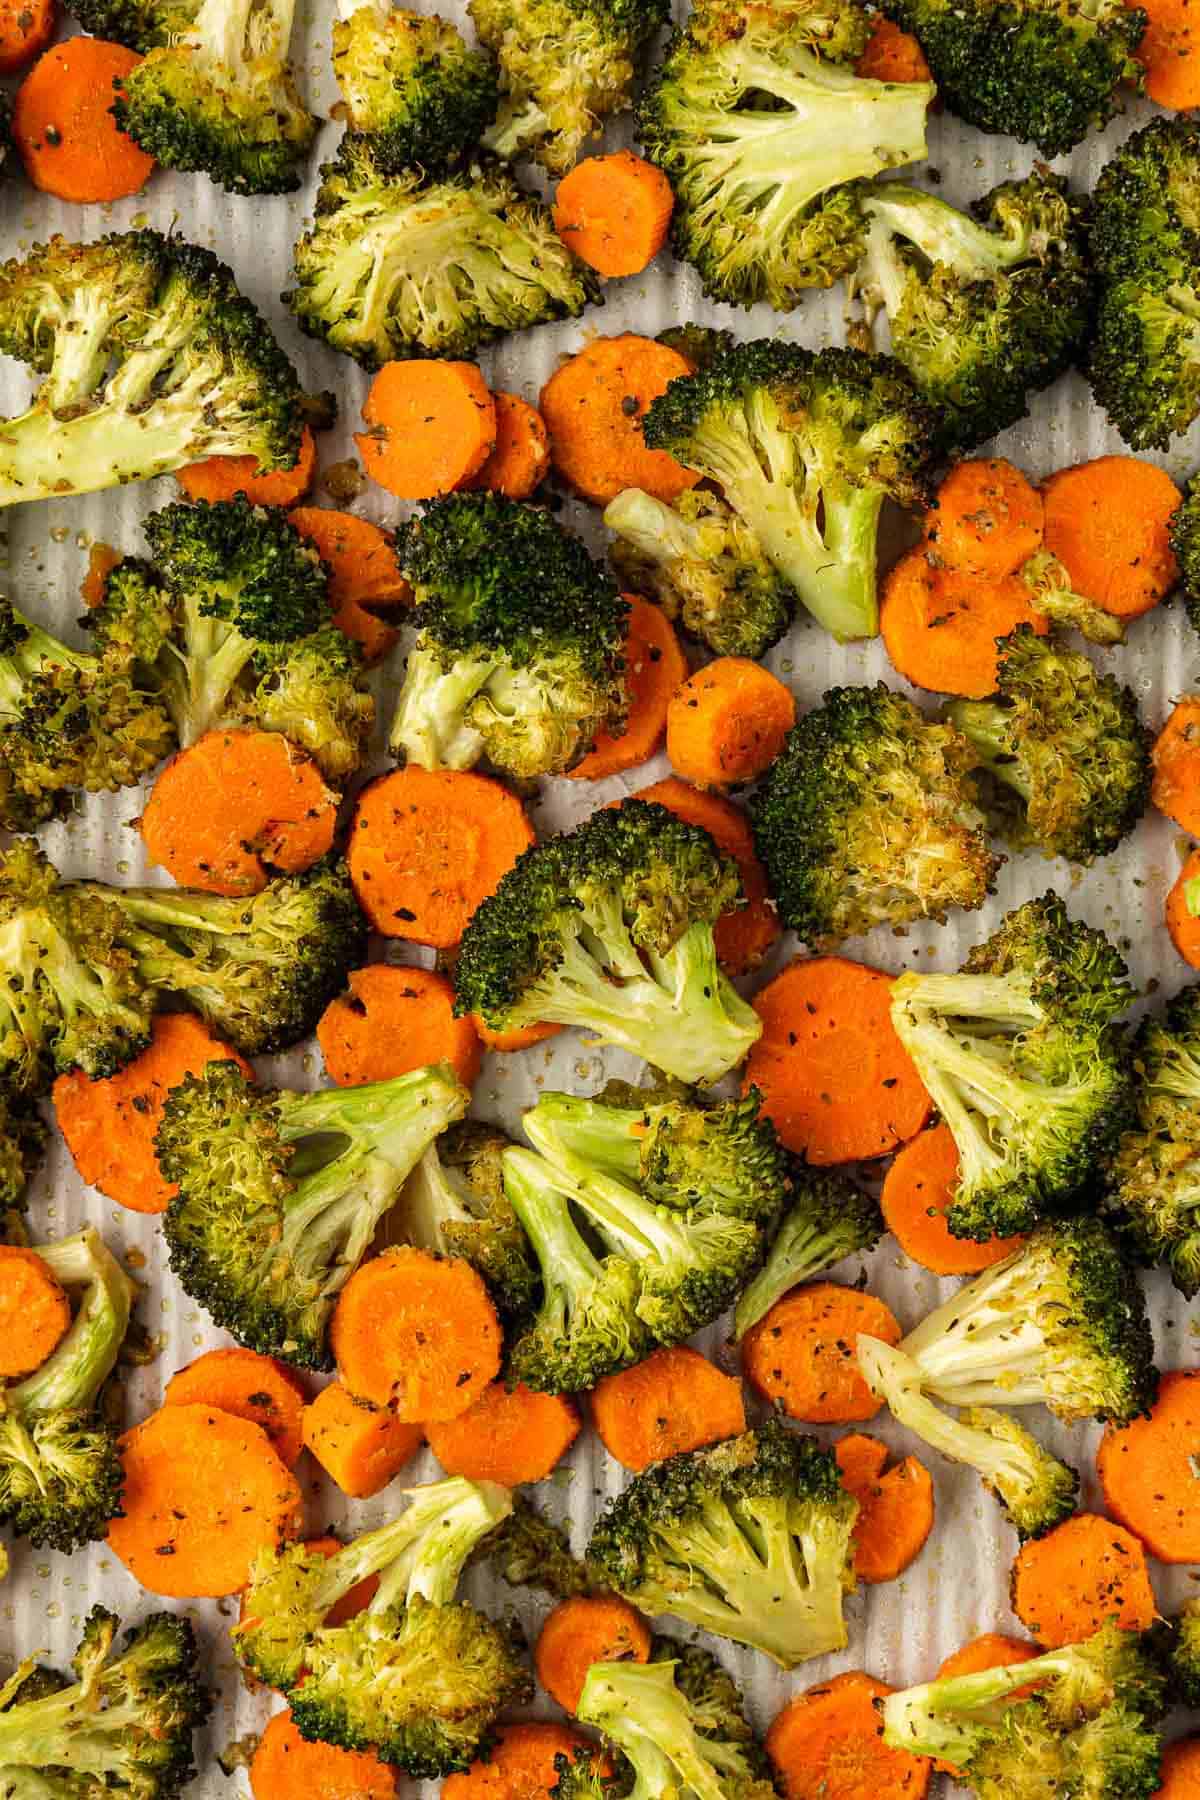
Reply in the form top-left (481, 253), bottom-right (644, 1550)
top-left (638, 0), bottom-right (933, 310)
top-left (396, 1118), bottom-right (540, 1321)
top-left (157, 1060), bottom-right (468, 1366)
top-left (750, 681), bottom-right (997, 944)
top-left (333, 1), bottom-right (499, 169)
top-left (946, 627), bottom-right (1151, 864)
top-left (0, 1606), bottom-right (211, 1799)
top-left (733, 1165), bottom-right (882, 1341)
top-left (643, 340), bottom-right (936, 642)
top-left (603, 487), bottom-right (795, 660)
top-left (0, 231), bottom-right (304, 507)
top-left (1166, 1598), bottom-right (1200, 1709)
top-left (113, 0), bottom-right (316, 194)
top-left (1110, 985), bottom-right (1200, 1296)
top-left (474, 0), bottom-right (669, 173)
top-left (474, 1493), bottom-right (590, 1600)
top-left (97, 856), bottom-right (366, 1058)
top-left (390, 493), bottom-right (629, 777)
top-left (656, 324), bottom-right (736, 371)
top-left (890, 894), bottom-right (1135, 1238)
top-left (66, 0), bottom-right (202, 50)
top-left (854, 170), bottom-right (1092, 451)
top-left (587, 1422), bottom-right (858, 1669)
top-left (236, 627), bottom-right (373, 784)
top-left (454, 801), bottom-right (762, 1086)
top-left (1089, 116), bottom-right (1200, 449)
top-left (288, 140), bottom-right (598, 367)
top-left (0, 1089), bottom-right (46, 1213)
top-left (1169, 473), bottom-right (1200, 637)
top-left (882, 0), bottom-right (1145, 155)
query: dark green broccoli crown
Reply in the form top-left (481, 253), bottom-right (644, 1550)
top-left (1170, 474), bottom-right (1200, 633)
top-left (397, 493), bottom-right (627, 677)
top-left (476, 1493), bottom-right (590, 1601)
top-left (0, 229), bottom-right (166, 373)
top-left (1016, 1218), bottom-right (1158, 1422)
top-left (948, 627), bottom-right (1151, 864)
top-left (1090, 115), bottom-right (1200, 286)
top-left (883, 0), bottom-right (1144, 155)
top-left (436, 1120), bottom-right (540, 1320)
top-left (67, 0), bottom-right (201, 50)
top-left (0, 1089), bottom-right (47, 1212)
top-left (628, 1083), bottom-right (788, 1223)
top-left (656, 324), bottom-right (736, 371)
top-left (332, 7), bottom-right (500, 170)
top-left (144, 496), bottom-right (330, 644)
top-left (1110, 986), bottom-right (1200, 1295)
top-left (1168, 1599), bottom-right (1200, 1708)
top-left (750, 681), bottom-right (997, 944)
top-left (0, 1410), bottom-right (125, 1552)
top-left (964, 892), bottom-right (1134, 1038)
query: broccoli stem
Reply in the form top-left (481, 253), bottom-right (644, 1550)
top-left (518, 1093), bottom-right (643, 1184)
top-left (521, 1116), bottom-right (689, 1268)
top-left (169, 596), bottom-right (259, 745)
top-left (861, 186), bottom-right (1030, 281)
top-left (944, 701), bottom-right (1032, 803)
top-left (0, 402), bottom-right (239, 508)
top-left (501, 1146), bottom-right (612, 1315)
top-left (733, 1213), bottom-right (859, 1341)
top-left (898, 1260), bottom-right (1057, 1402)
top-left (883, 1640), bottom-right (1119, 1763)
top-left (9, 1231), bottom-right (135, 1417)
top-left (303, 1478), bottom-right (511, 1618)
top-left (396, 1146), bottom-right (478, 1252)
top-left (603, 488), bottom-right (702, 571)
top-left (388, 642), bottom-right (498, 769)
top-left (577, 1660), bottom-right (728, 1800)
top-left (481, 97), bottom-right (551, 161)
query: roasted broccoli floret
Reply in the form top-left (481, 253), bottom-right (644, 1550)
top-left (1169, 473), bottom-right (1200, 635)
top-left (1109, 986), bottom-right (1200, 1296)
top-left (852, 170), bottom-right (1091, 451)
top-left (733, 1166), bottom-right (882, 1341)
top-left (750, 682), bottom-right (997, 944)
top-left (1166, 1598), bottom-right (1200, 1708)
top-left (890, 895), bottom-right (1134, 1239)
top-left (474, 0), bottom-right (668, 174)
top-left (67, 0), bottom-right (201, 50)
top-left (603, 487), bottom-right (794, 660)
top-left (333, 0), bottom-right (499, 169)
top-left (390, 493), bottom-right (628, 778)
top-left (882, 1621), bottom-right (1166, 1800)
top-left (0, 841), bottom-right (153, 1098)
top-left (454, 801), bottom-right (762, 1086)
top-left (1088, 117), bottom-right (1200, 450)
top-left (572, 1641), bottom-right (776, 1800)
top-left (0, 230), bottom-right (303, 506)
top-left (639, 0), bottom-right (934, 310)
top-left (156, 1059), bottom-right (468, 1367)
top-left (396, 1118), bottom-right (539, 1320)
top-left (236, 627), bottom-right (374, 784)
top-left (881, 0), bottom-right (1145, 156)
top-left (0, 1606), bottom-right (211, 1800)
top-left (858, 1336), bottom-right (1078, 1540)
top-left (287, 139), bottom-right (597, 367)
top-left (113, 0), bottom-right (316, 194)
top-left (656, 324), bottom-right (735, 371)
top-left (1015, 548), bottom-right (1127, 647)
top-left (236, 1477), bottom-right (530, 1774)
top-left (0, 1229), bottom-right (135, 1553)
top-left (0, 1090), bottom-right (46, 1214)
top-left (587, 1423), bottom-right (858, 1669)
top-left (894, 1217), bottom-right (1157, 1425)
top-left (476, 1493), bottom-right (590, 1600)
top-left (946, 628), bottom-right (1151, 864)
top-left (642, 341), bottom-right (935, 642)
top-left (82, 857), bottom-right (365, 1058)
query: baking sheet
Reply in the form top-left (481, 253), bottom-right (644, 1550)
top-left (1, 10), bottom-right (1198, 1789)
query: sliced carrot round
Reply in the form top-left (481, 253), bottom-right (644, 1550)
top-left (1156, 1737), bottom-right (1200, 1798)
top-left (833, 1433), bottom-right (934, 1585)
top-left (1153, 700), bottom-right (1200, 836)
top-left (289, 507), bottom-right (410, 663)
top-left (178, 428), bottom-right (317, 509)
top-left (745, 956), bottom-right (931, 1163)
top-left (766, 1670), bottom-right (931, 1800)
top-left (54, 1013), bottom-right (253, 1216)
top-left (163, 1349), bottom-right (308, 1468)
top-left (356, 361), bottom-right (496, 500)
top-left (250, 1706), bottom-right (396, 1800)
top-left (1098, 1370), bottom-right (1200, 1563)
top-left (460, 392), bottom-right (551, 499)
top-left (1166, 850), bottom-right (1200, 968)
top-left (881, 1124), bottom-right (1026, 1276)
top-left (301, 1384), bottom-right (424, 1501)
top-left (535, 1595), bottom-right (652, 1715)
top-left (108, 1402), bottom-right (304, 1599)
top-left (568, 596), bottom-right (686, 781)
top-left (0, 1245), bottom-right (71, 1380)
top-left (317, 965), bottom-right (481, 1089)
top-left (540, 335), bottom-right (698, 506)
top-left (742, 1282), bottom-right (901, 1425)
top-left (1010, 1512), bottom-right (1157, 1647)
top-left (553, 151), bottom-right (674, 278)
top-left (442, 1722), bottom-right (599, 1800)
top-left (348, 766), bottom-right (534, 948)
top-left (426, 1380), bottom-right (580, 1485)
top-left (13, 39), bottom-right (155, 203)
top-left (591, 1346), bottom-right (746, 1472)
top-left (1042, 456), bottom-right (1181, 620)
top-left (630, 778), bottom-right (780, 975)
top-left (925, 458), bottom-right (1044, 579)
top-left (666, 657), bottom-right (796, 789)
top-left (880, 547), bottom-right (1048, 698)
top-left (0, 0), bottom-right (56, 75)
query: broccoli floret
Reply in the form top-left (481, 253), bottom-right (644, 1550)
top-left (397, 1118), bottom-right (539, 1320)
top-left (67, 0), bottom-right (201, 49)
top-left (333, 1), bottom-right (499, 170)
top-left (1088, 117), bottom-right (1200, 450)
top-left (946, 628), bottom-right (1151, 864)
top-left (0, 1606), bottom-right (211, 1800)
top-left (0, 841), bottom-right (153, 1098)
top-left (1015, 549), bottom-right (1128, 647)
top-left (656, 325), bottom-right (735, 371)
top-left (733, 1166), bottom-right (882, 1341)
top-left (881, 0), bottom-right (1145, 156)
top-left (474, 0), bottom-right (668, 174)
top-left (454, 801), bottom-right (762, 1086)
top-left (852, 170), bottom-right (1091, 452)
top-left (1109, 985), bottom-right (1200, 1296)
top-left (287, 139), bottom-right (597, 368)
top-left (750, 682), bottom-right (997, 944)
top-left (638, 0), bottom-right (934, 310)
top-left (857, 1336), bottom-right (1078, 1540)
top-left (0, 1091), bottom-right (46, 1214)
top-left (603, 488), bottom-right (794, 660)
top-left (82, 856), bottom-right (365, 1059)
top-left (156, 1059), bottom-right (468, 1367)
top-left (572, 1642), bottom-right (776, 1800)
top-left (233, 627), bottom-right (373, 785)
top-left (0, 1229), bottom-right (135, 1553)
top-left (1166, 1599), bottom-right (1200, 1708)
top-left (390, 493), bottom-right (628, 778)
top-left (1169, 474), bottom-right (1200, 635)
top-left (237, 1477), bottom-right (530, 1774)
top-left (896, 1217), bottom-right (1157, 1425)
top-left (642, 341), bottom-right (936, 642)
top-left (0, 231), bottom-right (303, 505)
top-left (890, 895), bottom-right (1134, 1239)
top-left (475, 1493), bottom-right (591, 1600)
top-left (587, 1422), bottom-right (858, 1669)
top-left (113, 0), bottom-right (316, 194)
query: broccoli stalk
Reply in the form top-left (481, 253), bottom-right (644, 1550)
top-left (857, 1335), bottom-right (1078, 1540)
top-left (1111, 986), bottom-right (1200, 1296)
top-left (0, 1607), bottom-right (211, 1800)
top-left (0, 1229), bottom-right (135, 1552)
top-left (332, 0), bottom-right (499, 169)
top-left (733, 1168), bottom-right (882, 1340)
top-left (397, 1120), bottom-right (539, 1320)
top-left (0, 232), bottom-right (303, 506)
top-left (156, 1060), bottom-right (469, 1366)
